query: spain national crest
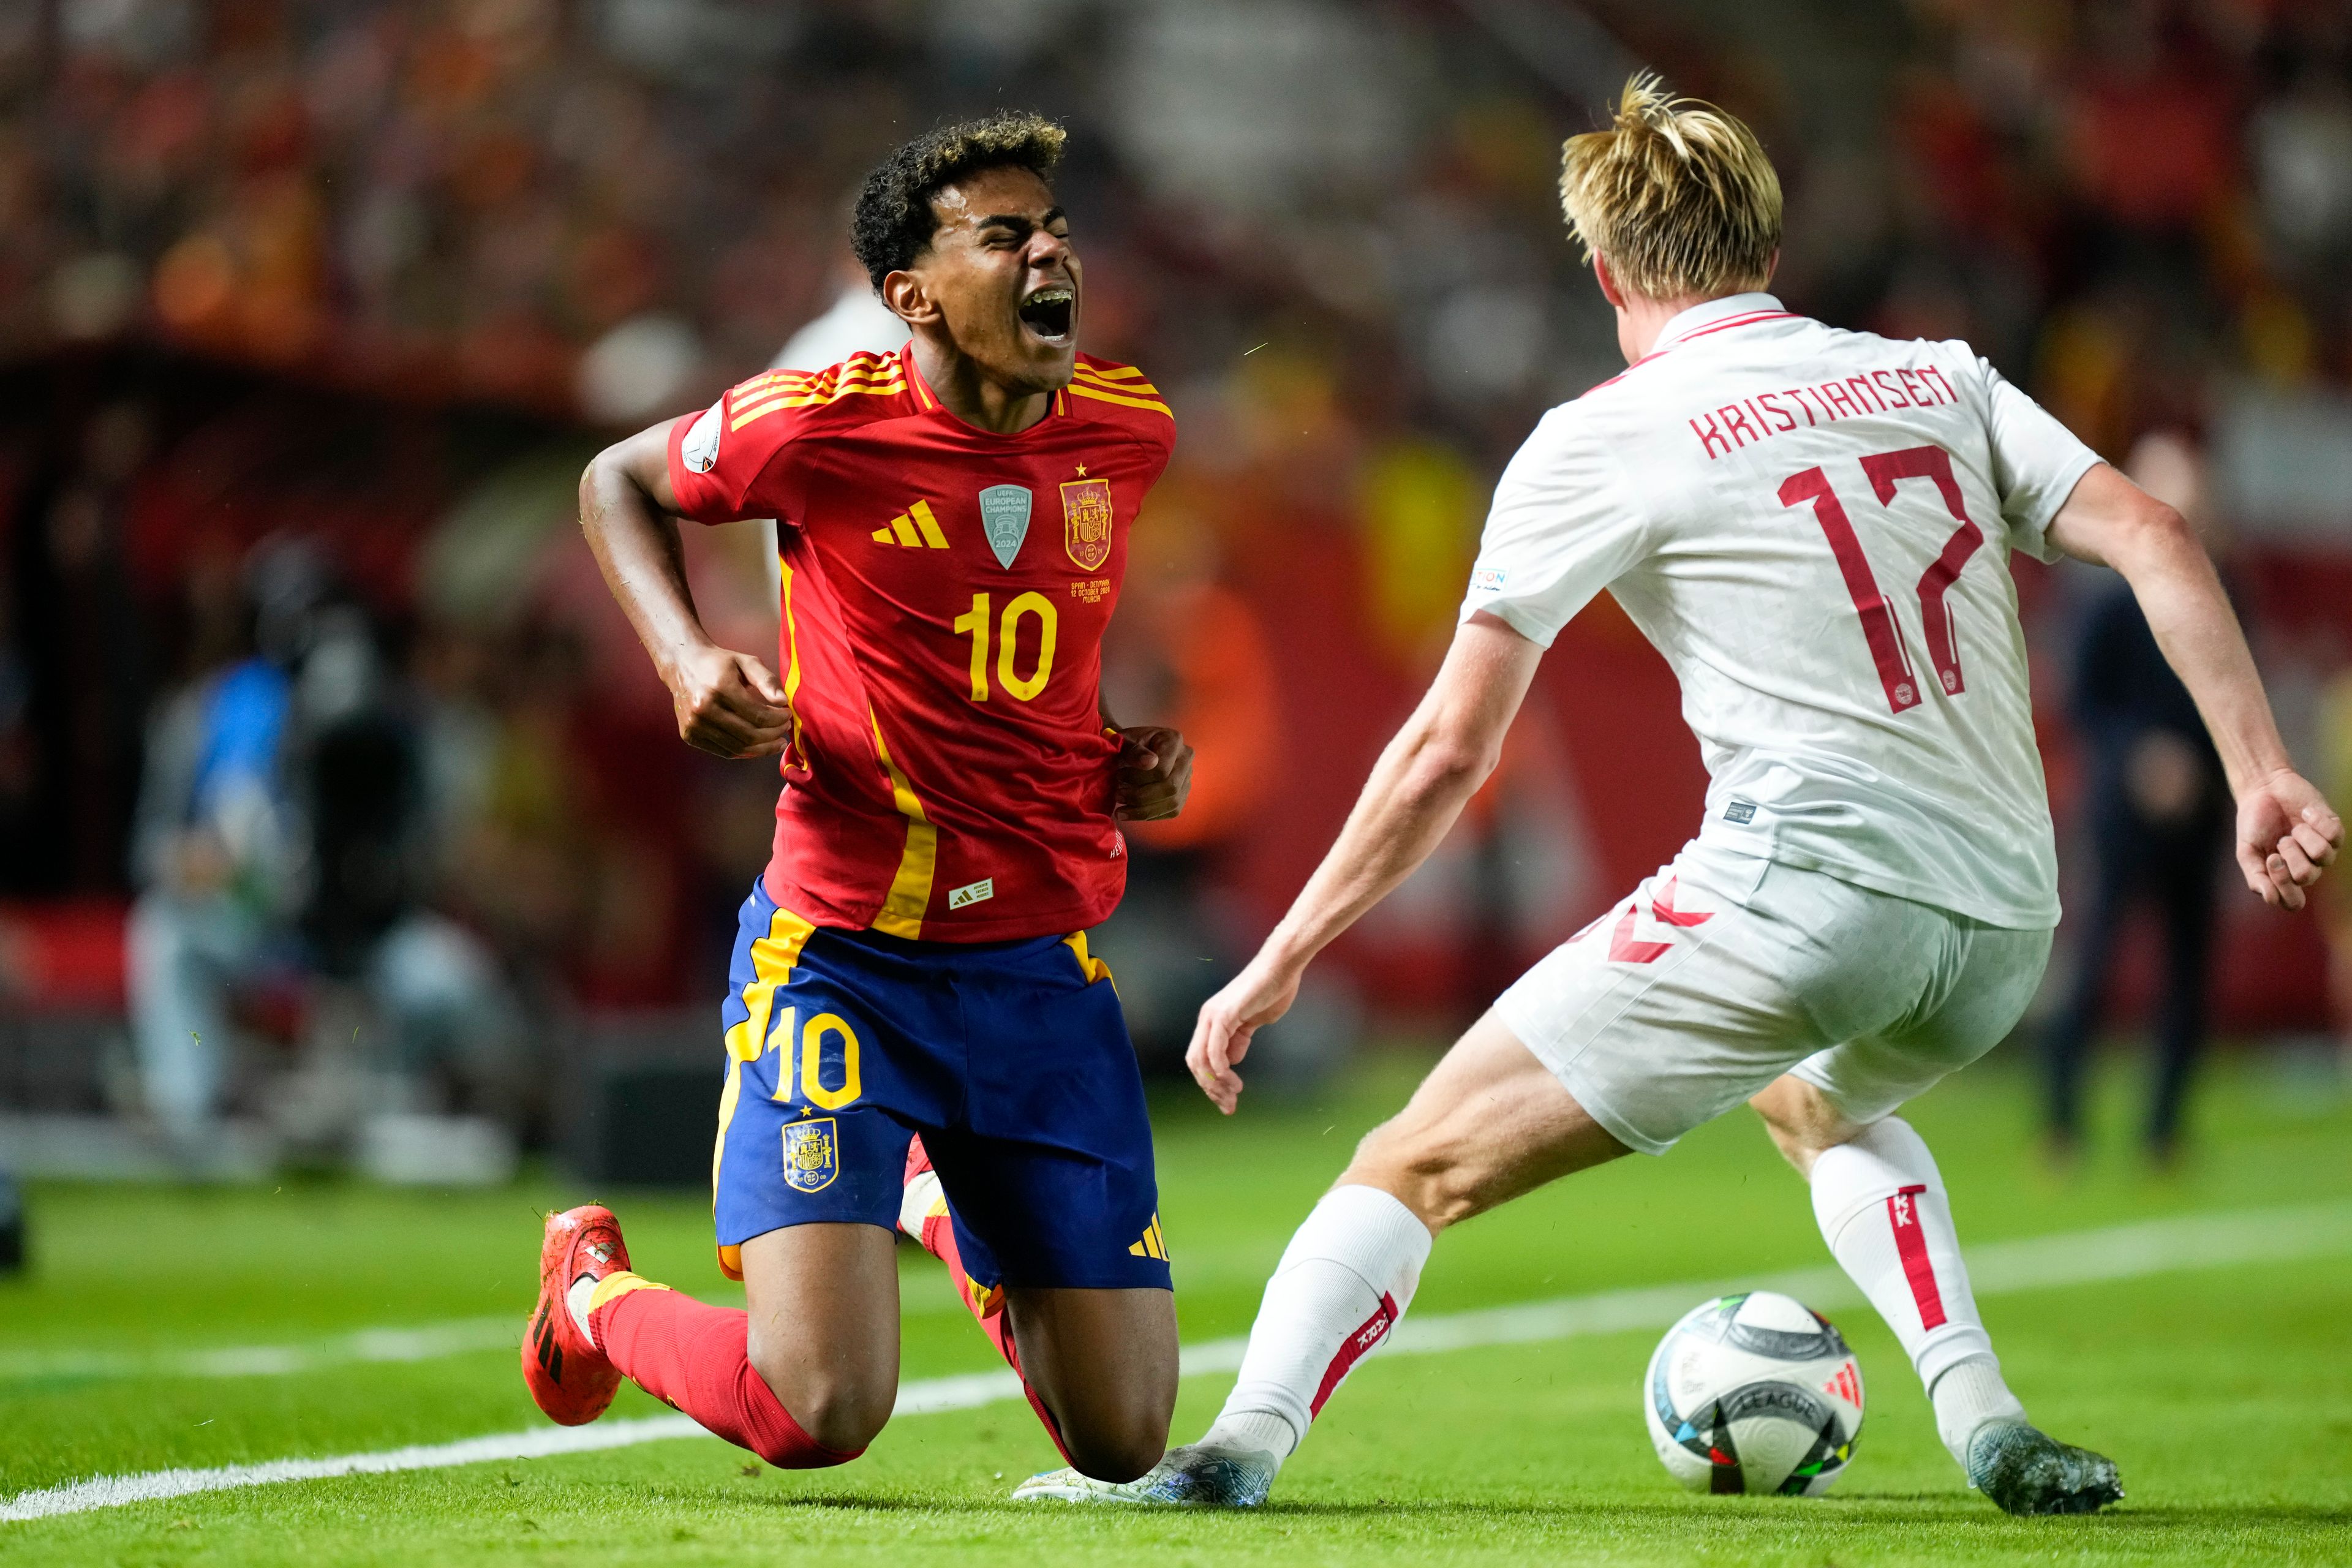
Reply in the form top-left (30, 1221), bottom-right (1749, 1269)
top-left (780, 1117), bottom-right (838, 1194)
top-left (1060, 477), bottom-right (1115, 571)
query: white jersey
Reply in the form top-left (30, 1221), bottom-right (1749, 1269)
top-left (1463, 293), bottom-right (2100, 929)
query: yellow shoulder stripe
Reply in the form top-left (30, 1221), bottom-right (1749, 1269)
top-left (731, 372), bottom-right (907, 429)
top-left (1079, 363), bottom-right (1150, 382)
top-left (1068, 383), bottom-right (1172, 417)
top-left (1072, 367), bottom-right (1160, 397)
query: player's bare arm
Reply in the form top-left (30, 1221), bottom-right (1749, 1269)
top-left (2046, 463), bottom-right (2342, 910)
top-left (1187, 614), bottom-right (1542, 1111)
top-left (578, 425), bottom-right (793, 760)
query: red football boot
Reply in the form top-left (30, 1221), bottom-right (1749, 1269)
top-left (522, 1205), bottom-right (630, 1426)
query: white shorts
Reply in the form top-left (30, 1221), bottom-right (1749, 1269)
top-left (1496, 839), bottom-right (2052, 1156)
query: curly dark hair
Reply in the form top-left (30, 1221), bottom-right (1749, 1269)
top-left (851, 111), bottom-right (1068, 290)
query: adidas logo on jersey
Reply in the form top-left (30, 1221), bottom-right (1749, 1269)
top-left (872, 499), bottom-right (949, 549)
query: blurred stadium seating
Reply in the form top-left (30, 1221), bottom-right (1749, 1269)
top-left (0, 0), bottom-right (2346, 1175)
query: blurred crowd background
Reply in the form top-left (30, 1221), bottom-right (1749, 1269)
top-left (2, 0), bottom-right (2349, 1186)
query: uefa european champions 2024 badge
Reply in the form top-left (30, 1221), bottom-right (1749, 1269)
top-left (978, 484), bottom-right (1032, 568)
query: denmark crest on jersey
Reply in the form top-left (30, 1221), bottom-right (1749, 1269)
top-left (1061, 477), bottom-right (1115, 571)
top-left (780, 1117), bottom-right (838, 1193)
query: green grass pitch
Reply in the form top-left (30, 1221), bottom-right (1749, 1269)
top-left (2, 1047), bottom-right (2348, 1564)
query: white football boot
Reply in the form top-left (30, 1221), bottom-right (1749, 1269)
top-left (1011, 1442), bottom-right (1280, 1506)
top-left (1966, 1420), bottom-right (2124, 1515)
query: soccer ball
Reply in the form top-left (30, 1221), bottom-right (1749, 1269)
top-left (1644, 1291), bottom-right (1864, 1496)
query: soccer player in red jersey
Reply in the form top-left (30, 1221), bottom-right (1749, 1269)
top-left (521, 114), bottom-right (1193, 1482)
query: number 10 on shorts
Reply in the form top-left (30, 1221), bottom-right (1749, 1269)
top-left (769, 1007), bottom-right (863, 1110)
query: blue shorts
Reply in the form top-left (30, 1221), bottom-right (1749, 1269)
top-left (710, 881), bottom-right (1170, 1295)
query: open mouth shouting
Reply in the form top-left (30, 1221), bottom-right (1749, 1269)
top-left (1018, 282), bottom-right (1076, 345)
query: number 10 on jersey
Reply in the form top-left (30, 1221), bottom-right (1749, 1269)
top-left (1779, 443), bottom-right (1985, 715)
top-left (954, 591), bottom-right (1058, 703)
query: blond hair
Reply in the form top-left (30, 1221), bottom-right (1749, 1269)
top-left (1559, 74), bottom-right (1781, 301)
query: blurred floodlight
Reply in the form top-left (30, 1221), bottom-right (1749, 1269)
top-left (1426, 284), bottom-right (1548, 404)
top-left (592, 0), bottom-right (796, 82)
top-left (1110, 0), bottom-right (1420, 211)
top-left (358, 1114), bottom-right (520, 1187)
top-left (935, 0), bottom-right (1088, 68)
top-left (579, 313), bottom-right (704, 426)
top-left (2252, 88), bottom-right (2352, 257)
top-left (61, 0), bottom-right (194, 66)
top-left (2215, 383), bottom-right (2352, 539)
top-left (48, 252), bottom-right (145, 340)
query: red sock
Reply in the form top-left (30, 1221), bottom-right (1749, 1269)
top-left (589, 1287), bottom-right (861, 1470)
top-left (916, 1208), bottom-right (1075, 1465)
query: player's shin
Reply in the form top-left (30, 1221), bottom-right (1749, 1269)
top-left (1806, 1117), bottom-right (2026, 1464)
top-left (587, 1281), bottom-right (864, 1469)
top-left (1197, 1184), bottom-right (1433, 1469)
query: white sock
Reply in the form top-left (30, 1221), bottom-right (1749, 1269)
top-left (1808, 1117), bottom-right (2026, 1466)
top-left (1197, 1184), bottom-right (1433, 1468)
top-left (1930, 1354), bottom-right (2027, 1466)
top-left (900, 1169), bottom-right (944, 1237)
top-left (565, 1274), bottom-right (597, 1340)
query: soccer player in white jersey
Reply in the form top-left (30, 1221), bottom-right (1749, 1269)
top-left (1018, 75), bottom-right (2342, 1516)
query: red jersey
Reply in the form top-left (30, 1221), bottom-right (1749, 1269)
top-left (667, 344), bottom-right (1175, 941)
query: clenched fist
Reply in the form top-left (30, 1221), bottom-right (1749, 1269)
top-left (2234, 769), bottom-right (2341, 911)
top-left (1114, 723), bottom-right (1193, 822)
top-left (665, 643), bottom-right (792, 760)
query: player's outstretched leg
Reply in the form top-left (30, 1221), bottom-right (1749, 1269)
top-left (522, 1205), bottom-right (867, 1469)
top-left (1016, 1014), bottom-right (1623, 1505)
top-left (1753, 1080), bottom-right (2124, 1515)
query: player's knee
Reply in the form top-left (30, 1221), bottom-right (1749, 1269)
top-left (745, 1341), bottom-right (892, 1455)
top-left (1046, 1353), bottom-right (1174, 1483)
top-left (1750, 1075), bottom-right (1861, 1175)
top-left (1062, 1412), bottom-right (1172, 1485)
top-left (793, 1382), bottom-right (892, 1455)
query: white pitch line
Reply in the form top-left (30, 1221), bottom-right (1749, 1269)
top-left (0, 1318), bottom-right (524, 1384)
top-left (5, 1197), bottom-right (2347, 1525)
top-left (0, 1280), bottom-right (992, 1389)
